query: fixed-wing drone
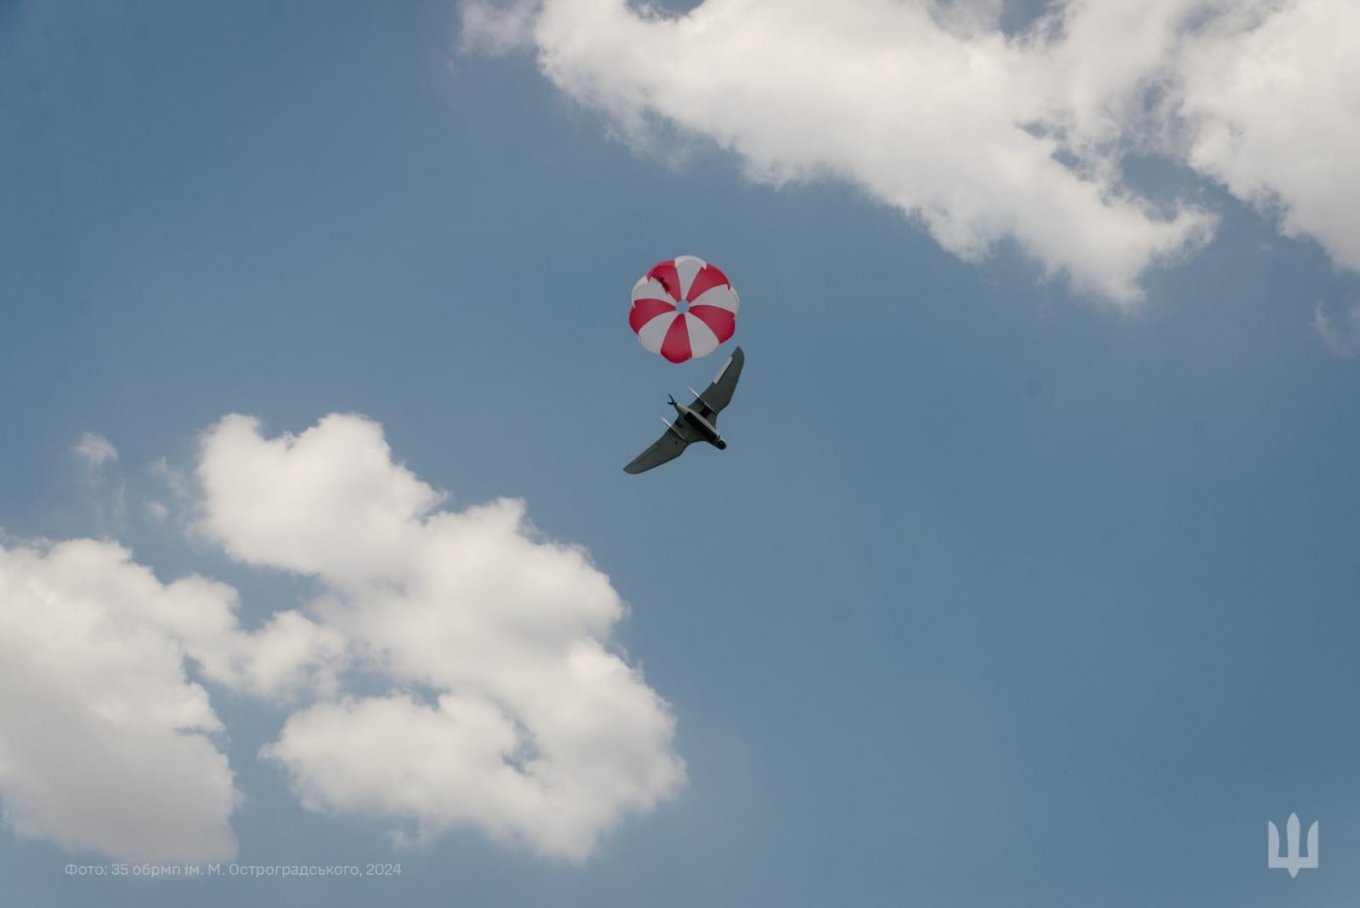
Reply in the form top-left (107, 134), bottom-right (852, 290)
top-left (624, 347), bottom-right (745, 475)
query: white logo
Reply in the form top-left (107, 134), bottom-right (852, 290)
top-left (1268, 813), bottom-right (1318, 877)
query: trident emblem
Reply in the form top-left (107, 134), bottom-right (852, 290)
top-left (1268, 813), bottom-right (1318, 877)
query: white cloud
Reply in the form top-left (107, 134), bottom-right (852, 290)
top-left (1174, 0), bottom-right (1360, 271)
top-left (0, 539), bottom-right (346, 862)
top-left (72, 433), bottom-right (117, 468)
top-left (196, 414), bottom-right (444, 588)
top-left (1314, 298), bottom-right (1360, 357)
top-left (0, 540), bottom-right (238, 862)
top-left (196, 414), bottom-right (684, 862)
top-left (1, 413), bottom-right (676, 864)
top-left (461, 0), bottom-right (1360, 302)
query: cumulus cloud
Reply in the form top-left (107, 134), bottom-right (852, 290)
top-left (0, 530), bottom-right (347, 862)
top-left (0, 540), bottom-right (238, 862)
top-left (1, 413), bottom-right (677, 863)
top-left (195, 414), bottom-right (684, 862)
top-left (1175, 0), bottom-right (1360, 271)
top-left (460, 0), bottom-right (1360, 302)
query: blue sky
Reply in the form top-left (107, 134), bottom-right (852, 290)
top-left (2, 1), bottom-right (1359, 905)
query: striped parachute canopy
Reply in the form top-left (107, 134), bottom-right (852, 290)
top-left (629, 255), bottom-right (739, 363)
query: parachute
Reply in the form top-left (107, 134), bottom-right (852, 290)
top-left (629, 255), bottom-right (739, 363)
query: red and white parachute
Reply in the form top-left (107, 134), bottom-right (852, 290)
top-left (629, 255), bottom-right (739, 363)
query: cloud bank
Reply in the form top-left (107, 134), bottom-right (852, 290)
top-left (196, 414), bottom-right (685, 861)
top-left (0, 414), bottom-right (681, 864)
top-left (461, 0), bottom-right (1360, 302)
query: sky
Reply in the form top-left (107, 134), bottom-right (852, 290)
top-left (2, 0), bottom-right (1359, 905)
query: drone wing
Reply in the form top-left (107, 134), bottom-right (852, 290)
top-left (624, 422), bottom-right (701, 474)
top-left (688, 346), bottom-right (744, 423)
